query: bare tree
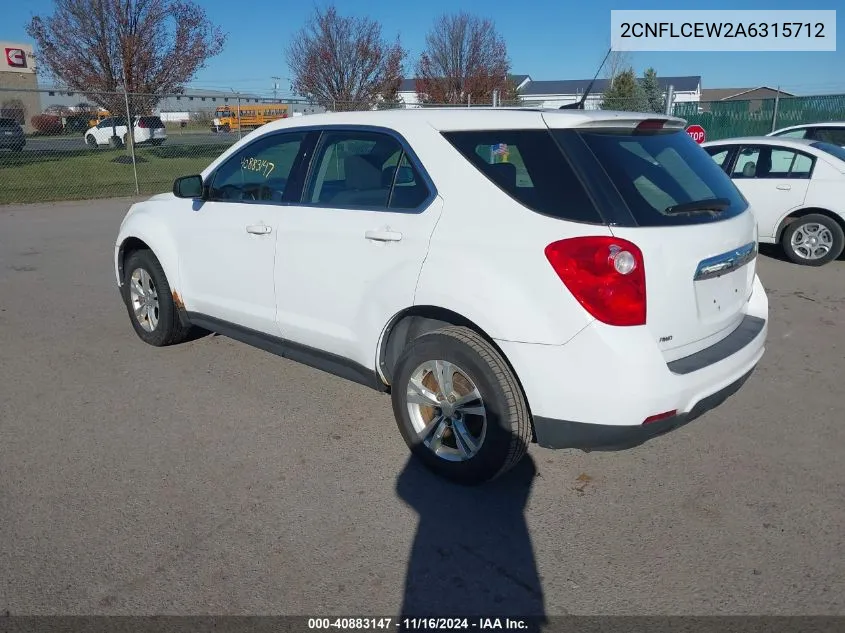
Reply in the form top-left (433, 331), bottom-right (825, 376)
top-left (605, 51), bottom-right (632, 87)
top-left (415, 12), bottom-right (515, 105)
top-left (27, 0), bottom-right (226, 134)
top-left (287, 6), bottom-right (406, 111)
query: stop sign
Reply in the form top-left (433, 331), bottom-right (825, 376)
top-left (686, 124), bottom-right (706, 144)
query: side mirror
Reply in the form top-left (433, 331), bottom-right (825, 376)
top-left (173, 174), bottom-right (204, 199)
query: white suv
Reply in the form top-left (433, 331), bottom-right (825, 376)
top-left (85, 115), bottom-right (167, 148)
top-left (114, 108), bottom-right (769, 485)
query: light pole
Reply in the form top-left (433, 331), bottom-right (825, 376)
top-left (272, 76), bottom-right (281, 102)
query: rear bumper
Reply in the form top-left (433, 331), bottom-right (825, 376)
top-left (532, 367), bottom-right (754, 450)
top-left (497, 274), bottom-right (768, 450)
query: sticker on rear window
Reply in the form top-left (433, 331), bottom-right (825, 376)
top-left (489, 143), bottom-right (510, 163)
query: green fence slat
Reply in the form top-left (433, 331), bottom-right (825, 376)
top-left (671, 94), bottom-right (845, 140)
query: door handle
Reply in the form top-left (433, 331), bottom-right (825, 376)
top-left (776, 184), bottom-right (792, 191)
top-left (246, 224), bottom-right (272, 235)
top-left (365, 229), bottom-right (402, 242)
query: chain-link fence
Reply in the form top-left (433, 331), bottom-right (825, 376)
top-left (2, 86), bottom-right (845, 205)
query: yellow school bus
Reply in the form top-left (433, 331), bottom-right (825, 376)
top-left (87, 110), bottom-right (110, 128)
top-left (212, 103), bottom-right (290, 132)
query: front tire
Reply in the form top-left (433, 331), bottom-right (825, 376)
top-left (85, 135), bottom-right (98, 149)
top-left (122, 249), bottom-right (191, 347)
top-left (391, 326), bottom-right (532, 485)
top-left (781, 213), bottom-right (844, 266)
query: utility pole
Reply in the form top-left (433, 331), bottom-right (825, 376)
top-left (772, 85), bottom-right (781, 132)
top-left (272, 76), bottom-right (281, 102)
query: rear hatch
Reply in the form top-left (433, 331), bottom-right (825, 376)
top-left (544, 113), bottom-right (757, 361)
top-left (138, 116), bottom-right (166, 137)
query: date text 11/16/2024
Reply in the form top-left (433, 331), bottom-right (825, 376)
top-left (308, 618), bottom-right (532, 630)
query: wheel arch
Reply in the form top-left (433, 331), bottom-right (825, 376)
top-left (376, 305), bottom-right (537, 441)
top-left (117, 218), bottom-right (184, 311)
top-left (774, 207), bottom-right (845, 242)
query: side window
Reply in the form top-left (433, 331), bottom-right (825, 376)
top-left (704, 146), bottom-right (730, 170)
top-left (305, 130), bottom-right (422, 209)
top-left (732, 147), bottom-right (761, 178)
top-left (442, 130), bottom-right (600, 223)
top-left (779, 150), bottom-right (814, 178)
top-left (769, 149), bottom-right (814, 178)
top-left (387, 153), bottom-right (430, 210)
top-left (815, 127), bottom-right (845, 146)
top-left (97, 118), bottom-right (112, 128)
top-left (209, 131), bottom-right (306, 203)
top-left (733, 146), bottom-right (814, 179)
top-left (774, 128), bottom-right (808, 139)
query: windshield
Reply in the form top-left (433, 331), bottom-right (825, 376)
top-left (215, 110), bottom-right (229, 118)
top-left (812, 141), bottom-right (845, 163)
top-left (568, 128), bottom-right (748, 227)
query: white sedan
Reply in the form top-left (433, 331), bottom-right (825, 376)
top-left (702, 136), bottom-right (845, 266)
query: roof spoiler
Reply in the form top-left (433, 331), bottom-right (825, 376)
top-left (559, 47), bottom-right (613, 110)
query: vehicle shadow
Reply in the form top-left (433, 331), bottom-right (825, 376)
top-left (758, 243), bottom-right (790, 263)
top-left (395, 454), bottom-right (546, 629)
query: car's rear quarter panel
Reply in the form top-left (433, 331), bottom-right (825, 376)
top-left (406, 118), bottom-right (605, 346)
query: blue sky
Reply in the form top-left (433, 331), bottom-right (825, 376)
top-left (5, 0), bottom-right (842, 96)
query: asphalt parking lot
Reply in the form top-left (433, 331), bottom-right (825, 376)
top-left (1, 198), bottom-right (843, 616)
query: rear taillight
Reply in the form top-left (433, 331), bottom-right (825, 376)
top-left (138, 119), bottom-right (148, 128)
top-left (545, 236), bottom-right (646, 327)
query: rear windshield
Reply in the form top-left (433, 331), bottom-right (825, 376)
top-left (441, 130), bottom-right (601, 223)
top-left (812, 141), bottom-right (845, 163)
top-left (567, 128), bottom-right (748, 226)
top-left (0, 117), bottom-right (20, 128)
top-left (138, 116), bottom-right (164, 128)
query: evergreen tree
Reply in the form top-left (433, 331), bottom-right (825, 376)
top-left (642, 67), bottom-right (664, 113)
top-left (601, 68), bottom-right (648, 112)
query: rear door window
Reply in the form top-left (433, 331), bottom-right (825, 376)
top-left (570, 128), bottom-right (748, 226)
top-left (442, 130), bottom-right (600, 223)
top-left (733, 146), bottom-right (815, 179)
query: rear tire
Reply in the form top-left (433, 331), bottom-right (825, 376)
top-left (122, 249), bottom-right (191, 347)
top-left (391, 326), bottom-right (532, 486)
top-left (109, 135), bottom-right (123, 149)
top-left (781, 213), bottom-right (844, 266)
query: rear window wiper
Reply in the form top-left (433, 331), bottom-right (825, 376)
top-left (664, 198), bottom-right (731, 215)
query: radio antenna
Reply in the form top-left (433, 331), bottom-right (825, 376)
top-left (559, 47), bottom-right (613, 110)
